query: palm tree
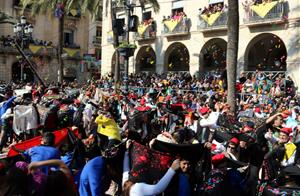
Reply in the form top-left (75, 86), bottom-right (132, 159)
top-left (21, 0), bottom-right (102, 83)
top-left (0, 11), bottom-right (15, 24)
top-left (226, 0), bottom-right (239, 117)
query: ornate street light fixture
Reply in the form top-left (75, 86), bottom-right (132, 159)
top-left (13, 16), bottom-right (34, 82)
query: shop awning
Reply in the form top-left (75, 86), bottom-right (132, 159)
top-left (209, 0), bottom-right (224, 4)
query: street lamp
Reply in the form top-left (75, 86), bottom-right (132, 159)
top-left (123, 0), bottom-right (139, 94)
top-left (13, 16), bottom-right (34, 82)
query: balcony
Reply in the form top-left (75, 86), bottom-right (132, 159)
top-left (162, 18), bottom-right (190, 37)
top-left (135, 22), bottom-right (156, 41)
top-left (244, 1), bottom-right (286, 26)
top-left (198, 11), bottom-right (227, 32)
top-left (62, 44), bottom-right (81, 59)
top-left (28, 44), bottom-right (55, 57)
top-left (93, 36), bottom-right (101, 48)
top-left (0, 38), bottom-right (55, 57)
top-left (107, 31), bottom-right (126, 44)
top-left (0, 43), bottom-right (17, 54)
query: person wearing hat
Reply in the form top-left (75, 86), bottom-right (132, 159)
top-left (211, 137), bottom-right (240, 166)
top-left (135, 98), bottom-right (151, 112)
top-left (241, 121), bottom-right (255, 134)
top-left (265, 127), bottom-right (297, 167)
top-left (254, 106), bottom-right (265, 118)
top-left (199, 103), bottom-right (220, 129)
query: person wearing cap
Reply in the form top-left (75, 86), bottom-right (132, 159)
top-left (211, 137), bottom-right (240, 167)
top-left (241, 121), bottom-right (255, 134)
top-left (265, 127), bottom-right (296, 167)
top-left (254, 107), bottom-right (265, 118)
top-left (199, 103), bottom-right (220, 129)
top-left (135, 98), bottom-right (151, 112)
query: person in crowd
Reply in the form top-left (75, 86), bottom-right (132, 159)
top-left (122, 140), bottom-right (181, 196)
top-left (0, 71), bottom-right (298, 195)
top-left (12, 132), bottom-right (60, 173)
top-left (28, 159), bottom-right (77, 196)
top-left (95, 105), bottom-right (121, 150)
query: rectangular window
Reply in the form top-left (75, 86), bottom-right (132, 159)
top-left (209, 0), bottom-right (224, 5)
top-left (172, 0), bottom-right (184, 9)
top-left (142, 11), bottom-right (152, 21)
top-left (96, 27), bottom-right (102, 37)
top-left (64, 30), bottom-right (74, 46)
top-left (172, 7), bottom-right (184, 16)
top-left (95, 49), bottom-right (101, 60)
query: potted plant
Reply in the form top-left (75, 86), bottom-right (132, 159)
top-left (118, 42), bottom-right (137, 57)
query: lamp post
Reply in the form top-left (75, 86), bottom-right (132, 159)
top-left (123, 0), bottom-right (138, 94)
top-left (13, 16), bottom-right (34, 82)
top-left (111, 0), bottom-right (139, 94)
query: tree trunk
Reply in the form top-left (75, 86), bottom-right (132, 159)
top-left (58, 14), bottom-right (64, 84)
top-left (226, 0), bottom-right (239, 116)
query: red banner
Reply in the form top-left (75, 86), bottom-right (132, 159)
top-left (7, 128), bottom-right (78, 158)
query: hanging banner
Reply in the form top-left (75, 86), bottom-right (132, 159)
top-left (138, 24), bottom-right (150, 36)
top-left (29, 45), bottom-right (42, 54)
top-left (107, 31), bottom-right (114, 43)
top-left (201, 12), bottom-right (222, 26)
top-left (70, 9), bottom-right (78, 17)
top-left (164, 20), bottom-right (180, 32)
top-left (250, 1), bottom-right (278, 18)
top-left (63, 48), bottom-right (80, 57)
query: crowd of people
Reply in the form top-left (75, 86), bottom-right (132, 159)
top-left (0, 35), bottom-right (53, 47)
top-left (0, 71), bottom-right (299, 196)
top-left (253, 0), bottom-right (277, 5)
top-left (139, 18), bottom-right (156, 38)
top-left (199, 3), bottom-right (227, 16)
top-left (162, 11), bottom-right (188, 22)
top-left (162, 10), bottom-right (189, 32)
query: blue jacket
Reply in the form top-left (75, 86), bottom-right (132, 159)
top-left (0, 96), bottom-right (16, 125)
top-left (79, 156), bottom-right (110, 196)
top-left (23, 145), bottom-right (61, 173)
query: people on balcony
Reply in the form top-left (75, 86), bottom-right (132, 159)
top-left (162, 11), bottom-right (189, 33)
top-left (139, 18), bottom-right (156, 37)
top-left (0, 35), bottom-right (53, 47)
top-left (253, 0), bottom-right (275, 5)
top-left (199, 3), bottom-right (227, 17)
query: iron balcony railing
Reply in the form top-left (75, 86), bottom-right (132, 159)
top-left (242, 71), bottom-right (286, 81)
top-left (93, 36), bottom-right (101, 45)
top-left (162, 18), bottom-right (191, 35)
top-left (0, 41), bottom-right (56, 57)
top-left (243, 1), bottom-right (285, 24)
top-left (107, 33), bottom-right (126, 44)
top-left (197, 11), bottom-right (227, 30)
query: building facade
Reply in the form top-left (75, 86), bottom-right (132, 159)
top-left (0, 0), bottom-right (101, 84)
top-left (101, 0), bottom-right (300, 87)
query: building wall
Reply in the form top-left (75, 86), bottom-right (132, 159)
top-left (101, 0), bottom-right (300, 87)
top-left (0, 0), bottom-right (92, 83)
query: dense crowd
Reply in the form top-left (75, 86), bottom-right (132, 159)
top-left (199, 3), bottom-right (227, 16)
top-left (0, 71), bottom-right (299, 196)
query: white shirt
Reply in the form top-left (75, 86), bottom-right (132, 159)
top-left (122, 152), bottom-right (176, 196)
top-left (200, 112), bottom-right (220, 129)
